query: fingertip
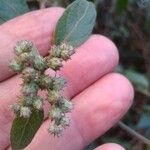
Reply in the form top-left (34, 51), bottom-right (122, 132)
top-left (1, 7), bottom-right (65, 27)
top-left (71, 72), bottom-right (134, 145)
top-left (94, 143), bottom-right (125, 150)
top-left (81, 34), bottom-right (119, 70)
top-left (99, 34), bottom-right (119, 67)
top-left (108, 73), bottom-right (134, 111)
top-left (60, 34), bottom-right (119, 97)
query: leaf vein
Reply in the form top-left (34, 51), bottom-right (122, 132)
top-left (1, 0), bottom-right (19, 15)
top-left (18, 118), bottom-right (30, 147)
top-left (63, 2), bottom-right (90, 43)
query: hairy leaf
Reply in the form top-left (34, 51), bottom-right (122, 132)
top-left (10, 109), bottom-right (44, 150)
top-left (54, 0), bottom-right (96, 47)
top-left (0, 0), bottom-right (29, 24)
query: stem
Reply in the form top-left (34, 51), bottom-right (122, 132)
top-left (118, 121), bottom-right (150, 145)
top-left (136, 89), bottom-right (150, 97)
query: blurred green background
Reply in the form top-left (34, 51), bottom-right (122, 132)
top-left (0, 0), bottom-right (150, 149)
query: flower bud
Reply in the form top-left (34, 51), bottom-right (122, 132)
top-left (14, 40), bottom-right (33, 56)
top-left (22, 67), bottom-right (37, 82)
top-left (20, 106), bottom-right (31, 118)
top-left (59, 116), bottom-right (70, 128)
top-left (19, 52), bottom-right (35, 65)
top-left (37, 75), bottom-right (53, 89)
top-left (48, 122), bottom-right (63, 136)
top-left (46, 57), bottom-right (63, 71)
top-left (33, 55), bottom-right (45, 71)
top-left (52, 77), bottom-right (66, 91)
top-left (10, 103), bottom-right (20, 115)
top-left (61, 49), bottom-right (75, 60)
top-left (9, 59), bottom-right (23, 73)
top-left (60, 43), bottom-right (75, 60)
top-left (50, 45), bottom-right (61, 57)
top-left (49, 107), bottom-right (62, 120)
top-left (22, 82), bottom-right (38, 97)
top-left (23, 96), bottom-right (35, 105)
top-left (48, 90), bottom-right (60, 103)
top-left (58, 98), bottom-right (73, 113)
top-left (33, 97), bottom-right (43, 110)
top-left (19, 53), bottom-right (29, 62)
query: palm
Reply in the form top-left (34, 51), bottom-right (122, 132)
top-left (0, 8), bottom-right (133, 150)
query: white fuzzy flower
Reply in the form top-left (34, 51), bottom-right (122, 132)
top-left (20, 107), bottom-right (31, 118)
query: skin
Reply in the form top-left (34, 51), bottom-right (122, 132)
top-left (0, 7), bottom-right (134, 150)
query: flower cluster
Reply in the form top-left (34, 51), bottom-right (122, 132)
top-left (10, 40), bottom-right (75, 136)
top-left (46, 43), bottom-right (75, 136)
top-left (46, 43), bottom-right (75, 70)
top-left (10, 40), bottom-right (44, 118)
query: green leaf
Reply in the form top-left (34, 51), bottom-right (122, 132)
top-left (124, 69), bottom-right (149, 91)
top-left (0, 0), bottom-right (29, 24)
top-left (54, 0), bottom-right (96, 47)
top-left (10, 109), bottom-right (44, 150)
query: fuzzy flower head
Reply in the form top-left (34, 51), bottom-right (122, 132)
top-left (50, 45), bottom-right (61, 57)
top-left (50, 43), bottom-right (75, 61)
top-left (20, 106), bottom-right (31, 118)
top-left (48, 90), bottom-right (60, 103)
top-left (10, 103), bottom-right (21, 115)
top-left (48, 122), bottom-right (63, 136)
top-left (14, 40), bottom-right (33, 56)
top-left (37, 75), bottom-right (53, 89)
top-left (21, 82), bottom-right (38, 97)
top-left (59, 116), bottom-right (70, 128)
top-left (58, 98), bottom-right (73, 113)
top-left (33, 55), bottom-right (45, 71)
top-left (22, 67), bottom-right (37, 82)
top-left (49, 107), bottom-right (62, 120)
top-left (60, 43), bottom-right (75, 60)
top-left (9, 58), bottom-right (23, 73)
top-left (33, 97), bottom-right (43, 110)
top-left (52, 77), bottom-right (66, 91)
top-left (46, 57), bottom-right (63, 71)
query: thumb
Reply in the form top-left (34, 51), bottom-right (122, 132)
top-left (94, 143), bottom-right (125, 150)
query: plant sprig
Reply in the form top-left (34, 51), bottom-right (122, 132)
top-left (9, 0), bottom-right (96, 149)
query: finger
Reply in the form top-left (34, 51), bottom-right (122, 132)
top-left (0, 35), bottom-right (119, 150)
top-left (23, 73), bottom-right (133, 150)
top-left (94, 143), bottom-right (125, 150)
top-left (0, 7), bottom-right (64, 82)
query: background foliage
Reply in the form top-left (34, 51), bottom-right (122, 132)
top-left (0, 0), bottom-right (150, 149)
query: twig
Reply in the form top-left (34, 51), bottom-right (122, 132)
top-left (118, 121), bottom-right (150, 145)
top-left (137, 90), bottom-right (150, 97)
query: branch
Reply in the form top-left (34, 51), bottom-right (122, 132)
top-left (136, 89), bottom-right (150, 97)
top-left (118, 121), bottom-right (150, 145)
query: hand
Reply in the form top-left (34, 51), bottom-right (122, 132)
top-left (0, 7), bottom-right (134, 150)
